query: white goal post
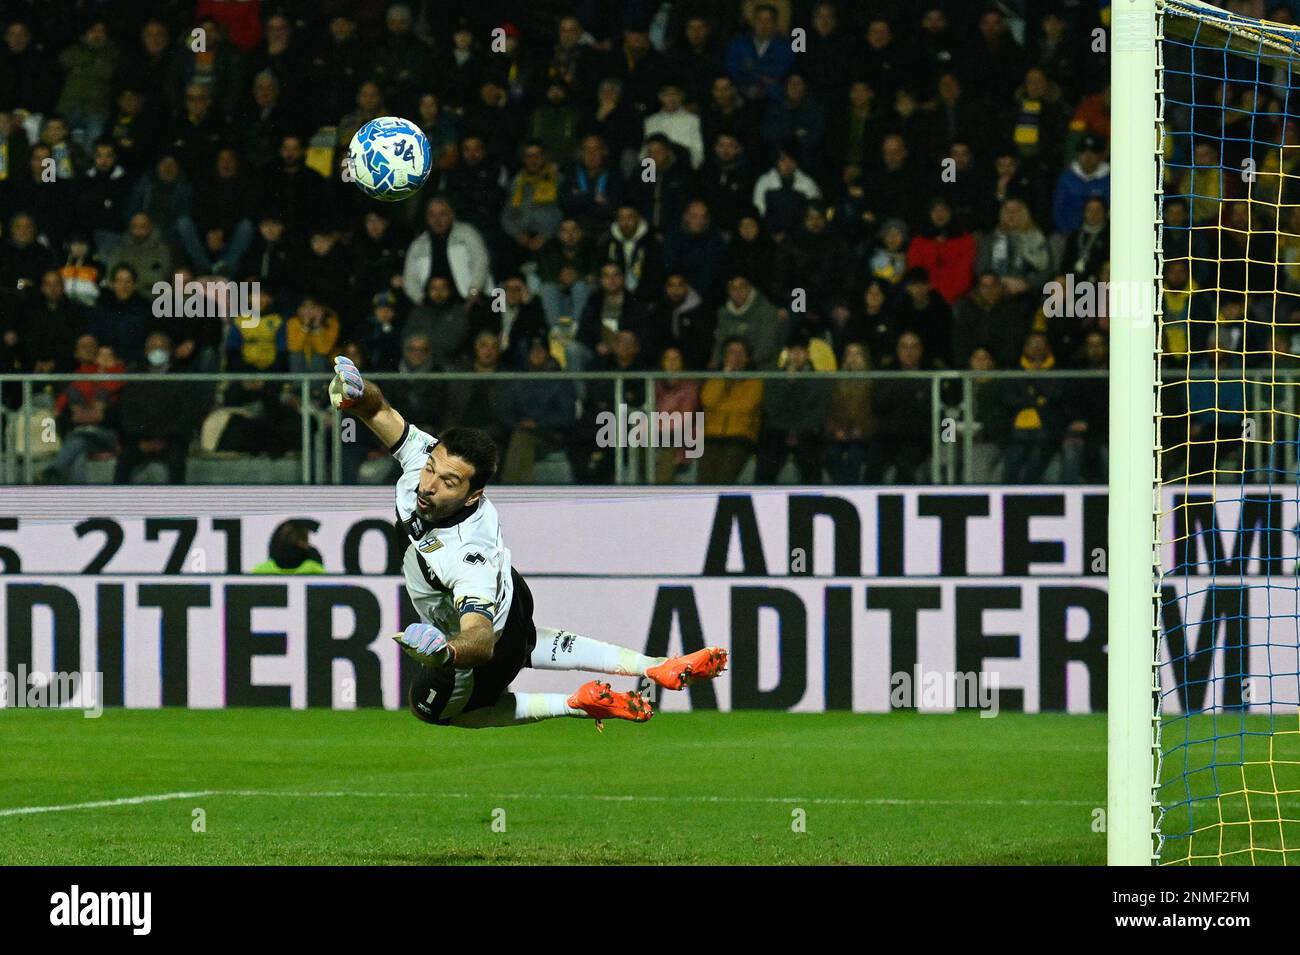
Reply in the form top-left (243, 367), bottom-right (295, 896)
top-left (1107, 0), bottom-right (1159, 866)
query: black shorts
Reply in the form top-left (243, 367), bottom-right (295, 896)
top-left (409, 567), bottom-right (537, 725)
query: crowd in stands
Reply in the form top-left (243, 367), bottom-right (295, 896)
top-left (0, 0), bottom-right (1127, 485)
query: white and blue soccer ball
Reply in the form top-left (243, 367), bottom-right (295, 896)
top-left (347, 116), bottom-right (431, 201)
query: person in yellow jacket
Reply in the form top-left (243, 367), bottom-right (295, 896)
top-left (698, 336), bottom-right (764, 484)
top-left (287, 296), bottom-right (340, 374)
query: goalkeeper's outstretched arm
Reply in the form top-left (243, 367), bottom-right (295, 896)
top-left (329, 355), bottom-right (408, 449)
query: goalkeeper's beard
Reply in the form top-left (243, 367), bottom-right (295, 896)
top-left (415, 492), bottom-right (464, 522)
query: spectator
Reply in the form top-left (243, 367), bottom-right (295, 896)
top-left (478, 274), bottom-right (549, 367)
top-left (1060, 200), bottom-right (1110, 291)
top-left (58, 232), bottom-right (103, 306)
top-left (74, 141), bottom-right (130, 255)
top-left (587, 78), bottom-right (643, 167)
top-left (1001, 332), bottom-right (1064, 484)
top-left (667, 15), bottom-right (722, 109)
top-left (42, 339), bottom-right (123, 484)
top-left (824, 341), bottom-right (873, 484)
top-left (403, 276), bottom-right (470, 371)
top-left (712, 274), bottom-right (789, 369)
top-left (21, 270), bottom-right (87, 372)
top-left (868, 219), bottom-right (909, 286)
top-left (698, 336), bottom-right (764, 484)
top-left (975, 198), bottom-right (1053, 302)
top-left (528, 82), bottom-right (582, 166)
top-left (653, 344), bottom-right (701, 483)
top-left (252, 521), bottom-right (327, 574)
top-left (500, 140), bottom-right (564, 264)
top-left (855, 18), bottom-right (911, 102)
top-left (755, 333), bottom-right (828, 484)
top-left (721, 213), bottom-right (779, 297)
top-left (701, 75), bottom-right (763, 164)
top-left (827, 80), bottom-right (884, 174)
top-left (388, 332), bottom-right (443, 437)
top-left (125, 155), bottom-right (193, 241)
top-left (907, 197), bottom-right (976, 305)
top-left (176, 147), bottom-right (255, 275)
top-left (499, 336), bottom-right (577, 483)
top-left (1060, 330), bottom-right (1108, 483)
top-left (726, 4), bottom-right (794, 103)
top-left (89, 264), bottom-right (151, 367)
top-left (56, 20), bottom-right (118, 145)
top-left (0, 213), bottom-right (53, 309)
top-left (626, 133), bottom-right (694, 236)
top-left (697, 131), bottom-right (754, 233)
top-left (1052, 134), bottom-right (1110, 234)
top-left (645, 82), bottom-right (705, 168)
top-left (245, 213), bottom-right (297, 290)
top-left (242, 70), bottom-right (290, 173)
top-left (256, 135), bottom-right (329, 235)
top-left (652, 274), bottom-right (713, 371)
top-left (560, 134), bottom-right (624, 237)
top-left (577, 262), bottom-right (652, 364)
top-left (1002, 67), bottom-right (1069, 174)
top-left (663, 200), bottom-right (728, 307)
top-left (287, 296), bottom-right (340, 375)
top-left (869, 331), bottom-right (939, 483)
top-left (0, 21), bottom-right (58, 115)
top-left (752, 139), bottom-right (821, 237)
top-left (601, 205), bottom-right (662, 299)
top-left (361, 291), bottom-right (403, 373)
top-left (105, 213), bottom-right (172, 293)
top-left (952, 271), bottom-right (1030, 370)
top-left (762, 73), bottom-right (826, 171)
top-left (226, 286), bottom-right (288, 374)
top-left (439, 135), bottom-right (508, 246)
top-left (369, 3), bottom-right (428, 116)
top-left (895, 267), bottom-right (954, 365)
top-left (169, 83), bottom-right (230, 181)
top-left (442, 330), bottom-right (507, 451)
top-left (774, 202), bottom-right (847, 316)
top-left (403, 197), bottom-right (492, 306)
top-left (351, 210), bottom-right (408, 304)
top-left (113, 330), bottom-right (203, 484)
top-left (537, 218), bottom-right (599, 329)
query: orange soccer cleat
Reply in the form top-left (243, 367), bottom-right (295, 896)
top-left (645, 647), bottom-right (729, 691)
top-left (567, 680), bottom-right (653, 731)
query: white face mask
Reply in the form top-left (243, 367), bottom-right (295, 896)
top-left (147, 348), bottom-right (169, 367)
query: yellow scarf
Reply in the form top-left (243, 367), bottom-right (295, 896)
top-left (511, 167), bottom-right (558, 208)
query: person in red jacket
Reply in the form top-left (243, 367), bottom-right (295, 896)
top-left (906, 197), bottom-right (976, 305)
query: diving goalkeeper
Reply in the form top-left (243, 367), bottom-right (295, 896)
top-left (328, 355), bottom-right (727, 729)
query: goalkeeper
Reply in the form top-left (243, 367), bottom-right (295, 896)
top-left (329, 355), bottom-right (727, 730)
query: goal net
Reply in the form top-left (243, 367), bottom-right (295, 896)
top-left (1154, 0), bottom-right (1300, 865)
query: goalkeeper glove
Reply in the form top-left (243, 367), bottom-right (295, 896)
top-left (329, 354), bottom-right (365, 409)
top-left (394, 622), bottom-right (455, 668)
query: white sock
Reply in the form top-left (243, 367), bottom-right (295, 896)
top-left (530, 627), bottom-right (665, 676)
top-left (447, 692), bottom-right (583, 727)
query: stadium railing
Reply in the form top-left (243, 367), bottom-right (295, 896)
top-left (0, 369), bottom-right (1130, 485)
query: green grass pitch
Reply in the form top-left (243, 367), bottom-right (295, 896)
top-left (0, 710), bottom-right (1105, 865)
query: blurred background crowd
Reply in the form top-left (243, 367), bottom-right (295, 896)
top-left (0, 0), bottom-right (1133, 485)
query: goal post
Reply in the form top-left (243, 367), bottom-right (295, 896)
top-left (1108, 0), bottom-right (1160, 867)
top-left (1117, 0), bottom-right (1300, 866)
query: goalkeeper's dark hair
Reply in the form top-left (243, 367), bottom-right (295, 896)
top-left (438, 426), bottom-right (499, 491)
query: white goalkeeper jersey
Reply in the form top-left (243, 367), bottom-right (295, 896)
top-left (391, 422), bottom-right (514, 636)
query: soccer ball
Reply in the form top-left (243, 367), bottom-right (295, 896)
top-left (347, 116), bottom-right (432, 201)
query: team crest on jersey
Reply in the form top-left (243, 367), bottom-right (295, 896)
top-left (418, 536), bottom-right (443, 554)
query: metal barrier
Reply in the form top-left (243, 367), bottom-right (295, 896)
top-left (0, 368), bottom-right (1120, 485)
